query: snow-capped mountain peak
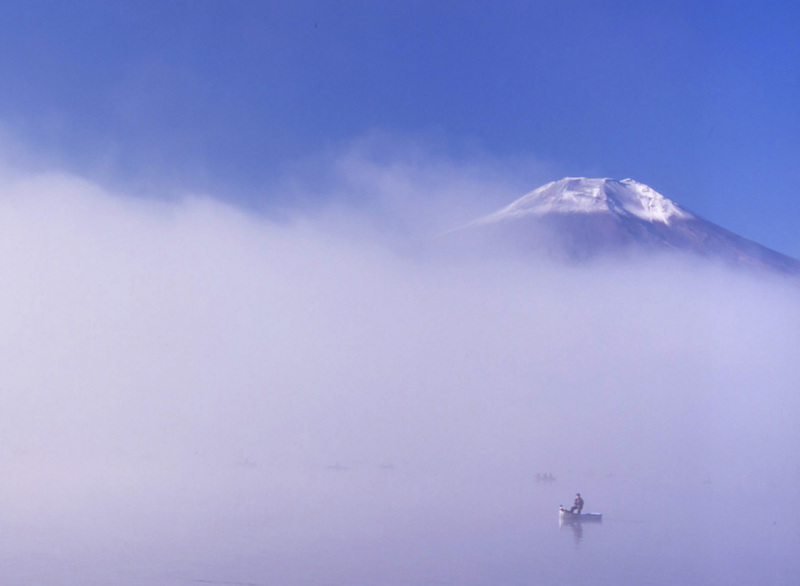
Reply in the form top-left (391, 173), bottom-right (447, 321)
top-left (436, 177), bottom-right (800, 275)
top-left (476, 177), bottom-right (692, 226)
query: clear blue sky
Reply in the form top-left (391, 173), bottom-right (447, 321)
top-left (1, 1), bottom-right (798, 254)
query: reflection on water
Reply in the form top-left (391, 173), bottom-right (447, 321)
top-left (558, 509), bottom-right (605, 546)
top-left (561, 517), bottom-right (584, 544)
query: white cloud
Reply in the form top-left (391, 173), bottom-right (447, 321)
top-left (0, 159), bottom-right (798, 583)
top-left (271, 132), bottom-right (560, 242)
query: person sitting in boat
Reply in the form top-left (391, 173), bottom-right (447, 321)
top-left (569, 493), bottom-right (584, 514)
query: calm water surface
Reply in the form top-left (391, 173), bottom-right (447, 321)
top-left (2, 463), bottom-right (798, 585)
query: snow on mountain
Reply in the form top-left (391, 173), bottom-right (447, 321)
top-left (439, 177), bottom-right (800, 275)
top-left (475, 178), bottom-right (691, 225)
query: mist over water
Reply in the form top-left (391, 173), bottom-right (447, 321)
top-left (0, 170), bottom-right (798, 584)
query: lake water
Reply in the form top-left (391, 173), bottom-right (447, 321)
top-left (2, 459), bottom-right (798, 585)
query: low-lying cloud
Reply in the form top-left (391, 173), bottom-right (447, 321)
top-left (0, 157), bottom-right (798, 583)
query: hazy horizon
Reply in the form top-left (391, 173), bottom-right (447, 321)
top-left (0, 165), bottom-right (798, 584)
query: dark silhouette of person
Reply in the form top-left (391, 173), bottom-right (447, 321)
top-left (570, 492), bottom-right (584, 514)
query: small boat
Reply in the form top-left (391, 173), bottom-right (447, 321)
top-left (559, 506), bottom-right (602, 523)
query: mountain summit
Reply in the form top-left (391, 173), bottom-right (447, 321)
top-left (442, 177), bottom-right (800, 274)
top-left (475, 178), bottom-right (690, 225)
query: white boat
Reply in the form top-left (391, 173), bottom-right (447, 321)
top-left (559, 506), bottom-right (602, 522)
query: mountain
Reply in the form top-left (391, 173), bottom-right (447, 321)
top-left (439, 177), bottom-right (800, 274)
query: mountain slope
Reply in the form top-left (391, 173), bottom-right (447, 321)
top-left (440, 177), bottom-right (800, 274)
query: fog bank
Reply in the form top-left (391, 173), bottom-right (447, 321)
top-left (0, 169), bottom-right (798, 584)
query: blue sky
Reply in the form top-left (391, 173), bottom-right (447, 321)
top-left (1, 0), bottom-right (798, 254)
